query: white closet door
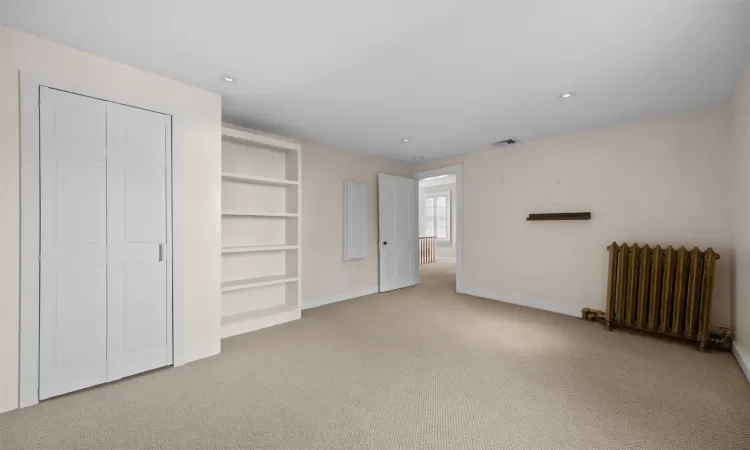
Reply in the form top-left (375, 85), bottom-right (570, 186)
top-left (106, 102), bottom-right (172, 381)
top-left (39, 87), bottom-right (108, 399)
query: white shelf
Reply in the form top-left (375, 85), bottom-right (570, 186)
top-left (222, 126), bottom-right (300, 152)
top-left (221, 303), bottom-right (300, 338)
top-left (222, 211), bottom-right (298, 218)
top-left (222, 245), bottom-right (299, 254)
top-left (222, 303), bottom-right (297, 326)
top-left (222, 172), bottom-right (298, 187)
top-left (221, 274), bottom-right (299, 292)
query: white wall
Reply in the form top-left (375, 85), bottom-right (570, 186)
top-left (412, 107), bottom-right (733, 323)
top-left (730, 63), bottom-right (750, 368)
top-left (301, 143), bottom-right (408, 306)
top-left (0, 28), bottom-right (222, 413)
top-left (418, 182), bottom-right (457, 258)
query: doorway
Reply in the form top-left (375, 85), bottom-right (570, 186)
top-left (412, 165), bottom-right (463, 293)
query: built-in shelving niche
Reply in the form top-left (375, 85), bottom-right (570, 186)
top-left (220, 124), bottom-right (301, 338)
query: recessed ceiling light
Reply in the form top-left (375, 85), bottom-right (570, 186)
top-left (221, 75), bottom-right (236, 83)
top-left (412, 156), bottom-right (423, 161)
top-left (559, 92), bottom-right (575, 99)
top-left (403, 138), bottom-right (410, 143)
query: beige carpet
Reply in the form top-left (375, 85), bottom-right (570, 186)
top-left (2, 259), bottom-right (749, 449)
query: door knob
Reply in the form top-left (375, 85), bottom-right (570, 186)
top-left (383, 241), bottom-right (388, 245)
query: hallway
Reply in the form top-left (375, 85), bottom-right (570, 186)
top-left (419, 258), bottom-right (457, 293)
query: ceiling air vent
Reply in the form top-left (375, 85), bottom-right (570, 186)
top-left (492, 138), bottom-right (518, 147)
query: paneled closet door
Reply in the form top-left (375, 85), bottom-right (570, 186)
top-left (39, 87), bottom-right (109, 400)
top-left (106, 102), bottom-right (172, 381)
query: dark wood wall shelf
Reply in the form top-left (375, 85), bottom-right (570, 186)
top-left (526, 212), bottom-right (591, 221)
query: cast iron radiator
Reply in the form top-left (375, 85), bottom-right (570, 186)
top-left (590, 242), bottom-right (720, 350)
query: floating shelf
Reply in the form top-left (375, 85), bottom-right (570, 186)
top-left (221, 274), bottom-right (299, 292)
top-left (526, 212), bottom-right (592, 221)
top-left (222, 211), bottom-right (298, 218)
top-left (222, 172), bottom-right (299, 187)
top-left (221, 303), bottom-right (298, 327)
top-left (222, 245), bottom-right (299, 254)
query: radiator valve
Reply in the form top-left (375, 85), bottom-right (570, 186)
top-left (710, 327), bottom-right (733, 350)
top-left (581, 308), bottom-right (605, 322)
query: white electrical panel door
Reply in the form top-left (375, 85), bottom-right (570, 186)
top-left (106, 102), bottom-right (172, 381)
top-left (343, 181), bottom-right (368, 260)
top-left (39, 87), bottom-right (109, 399)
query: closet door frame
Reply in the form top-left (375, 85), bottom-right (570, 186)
top-left (19, 73), bottom-right (185, 408)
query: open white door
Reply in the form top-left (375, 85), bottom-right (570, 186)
top-left (378, 174), bottom-right (419, 292)
top-left (106, 102), bottom-right (172, 381)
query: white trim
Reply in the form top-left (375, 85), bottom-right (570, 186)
top-left (419, 174), bottom-right (456, 188)
top-left (733, 343), bottom-right (750, 382)
top-left (19, 75), bottom-right (40, 408)
top-left (461, 287), bottom-right (581, 318)
top-left (221, 125), bottom-right (301, 152)
top-left (19, 73), bottom-right (186, 408)
top-left (302, 286), bottom-right (379, 310)
top-left (411, 164), bottom-right (464, 293)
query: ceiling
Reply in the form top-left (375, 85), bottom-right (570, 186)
top-left (3, 1), bottom-right (750, 161)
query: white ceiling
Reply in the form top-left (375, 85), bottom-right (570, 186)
top-left (3, 0), bottom-right (750, 161)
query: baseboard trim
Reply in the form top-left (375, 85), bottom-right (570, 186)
top-left (303, 286), bottom-right (379, 310)
top-left (461, 287), bottom-right (581, 318)
top-left (733, 343), bottom-right (750, 382)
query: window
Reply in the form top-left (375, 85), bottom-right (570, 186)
top-left (425, 192), bottom-right (451, 241)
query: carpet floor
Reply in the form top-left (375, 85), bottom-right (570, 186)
top-left (1, 259), bottom-right (749, 449)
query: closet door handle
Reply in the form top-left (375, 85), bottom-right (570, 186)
top-left (158, 244), bottom-right (165, 262)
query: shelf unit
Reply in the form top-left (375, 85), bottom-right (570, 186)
top-left (220, 124), bottom-right (302, 338)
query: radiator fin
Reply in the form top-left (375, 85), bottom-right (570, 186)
top-left (636, 245), bottom-right (651, 328)
top-left (685, 248), bottom-right (702, 339)
top-left (660, 247), bottom-right (675, 333)
top-left (626, 245), bottom-right (638, 325)
top-left (647, 246), bottom-right (662, 330)
top-left (672, 247), bottom-right (687, 335)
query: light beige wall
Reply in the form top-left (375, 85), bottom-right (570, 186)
top-left (412, 107), bottom-right (733, 323)
top-left (301, 143), bottom-right (408, 304)
top-left (0, 28), bottom-right (222, 413)
top-left (731, 64), bottom-right (750, 358)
